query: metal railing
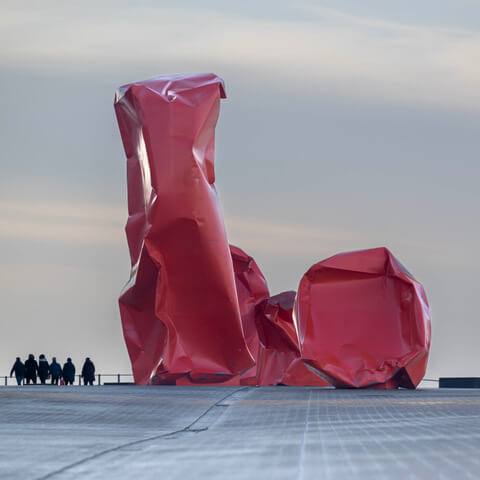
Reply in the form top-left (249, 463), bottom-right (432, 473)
top-left (2, 375), bottom-right (441, 387)
top-left (2, 374), bottom-right (134, 386)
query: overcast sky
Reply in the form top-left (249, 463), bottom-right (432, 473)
top-left (1, 0), bottom-right (479, 380)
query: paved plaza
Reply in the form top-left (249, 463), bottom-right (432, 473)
top-left (1, 385), bottom-right (480, 479)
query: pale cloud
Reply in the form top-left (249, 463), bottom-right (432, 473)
top-left (0, 201), bottom-right (124, 246)
top-left (225, 215), bottom-right (360, 256)
top-left (1, 3), bottom-right (479, 111)
top-left (0, 263), bottom-right (85, 289)
top-left (0, 200), bottom-right (473, 273)
top-left (0, 199), bottom-right (366, 257)
top-left (0, 217), bottom-right (121, 246)
top-left (0, 199), bottom-right (351, 252)
top-left (0, 201), bottom-right (124, 223)
top-left (225, 213), bottom-right (478, 274)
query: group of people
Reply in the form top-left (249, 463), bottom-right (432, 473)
top-left (10, 355), bottom-right (96, 386)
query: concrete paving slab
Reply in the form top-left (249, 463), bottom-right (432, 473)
top-left (1, 386), bottom-right (479, 479)
top-left (0, 385), bottom-right (239, 479)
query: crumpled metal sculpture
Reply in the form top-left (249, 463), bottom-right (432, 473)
top-left (115, 74), bottom-right (431, 388)
top-left (115, 74), bottom-right (254, 385)
top-left (229, 246), bottom-right (327, 386)
top-left (229, 245), bottom-right (270, 385)
top-left (294, 247), bottom-right (431, 388)
top-left (255, 291), bottom-right (328, 386)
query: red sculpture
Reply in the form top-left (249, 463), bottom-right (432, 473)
top-left (295, 247), bottom-right (431, 388)
top-left (255, 292), bottom-right (328, 386)
top-left (229, 246), bottom-right (327, 386)
top-left (115, 74), bottom-right (254, 385)
top-left (229, 245), bottom-right (270, 385)
top-left (115, 74), bottom-right (431, 388)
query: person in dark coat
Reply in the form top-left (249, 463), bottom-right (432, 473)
top-left (81, 357), bottom-right (95, 386)
top-left (50, 357), bottom-right (62, 385)
top-left (10, 357), bottom-right (26, 386)
top-left (24, 354), bottom-right (38, 384)
top-left (38, 354), bottom-right (50, 384)
top-left (62, 358), bottom-right (76, 385)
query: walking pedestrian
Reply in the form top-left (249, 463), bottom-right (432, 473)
top-left (24, 354), bottom-right (38, 384)
top-left (50, 357), bottom-right (62, 385)
top-left (81, 357), bottom-right (95, 386)
top-left (62, 358), bottom-right (76, 385)
top-left (38, 354), bottom-right (50, 384)
top-left (10, 357), bottom-right (26, 386)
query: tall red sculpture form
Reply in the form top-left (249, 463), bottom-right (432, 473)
top-left (115, 74), bottom-right (254, 385)
top-left (295, 247), bottom-right (431, 388)
top-left (115, 74), bottom-right (431, 388)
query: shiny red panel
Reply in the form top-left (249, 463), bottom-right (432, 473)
top-left (115, 74), bottom-right (254, 385)
top-left (255, 292), bottom-right (329, 386)
top-left (229, 245), bottom-right (270, 385)
top-left (295, 247), bottom-right (431, 388)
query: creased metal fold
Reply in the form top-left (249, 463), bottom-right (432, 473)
top-left (115, 74), bottom-right (253, 385)
top-left (294, 247), bottom-right (431, 388)
top-left (115, 74), bottom-right (431, 389)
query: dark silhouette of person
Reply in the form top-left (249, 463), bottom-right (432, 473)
top-left (62, 358), bottom-right (76, 385)
top-left (38, 354), bottom-right (50, 385)
top-left (81, 358), bottom-right (95, 386)
top-left (50, 357), bottom-right (62, 385)
top-left (10, 357), bottom-right (26, 386)
top-left (24, 354), bottom-right (39, 384)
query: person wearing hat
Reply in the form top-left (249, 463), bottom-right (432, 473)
top-left (24, 354), bottom-right (38, 385)
top-left (62, 358), bottom-right (76, 385)
top-left (38, 354), bottom-right (50, 385)
top-left (81, 357), bottom-right (96, 386)
top-left (49, 357), bottom-right (63, 385)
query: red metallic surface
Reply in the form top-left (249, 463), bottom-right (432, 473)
top-left (229, 245), bottom-right (270, 385)
top-left (115, 74), bottom-right (254, 385)
top-left (255, 292), bottom-right (329, 386)
top-left (294, 247), bottom-right (431, 389)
